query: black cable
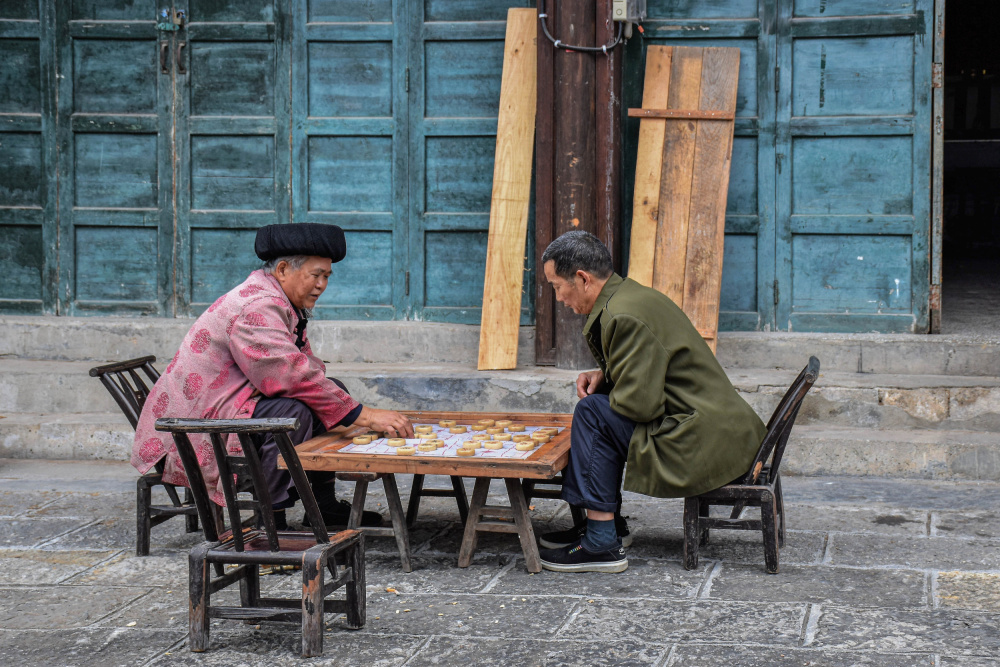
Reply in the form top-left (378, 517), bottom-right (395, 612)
top-left (537, 0), bottom-right (624, 55)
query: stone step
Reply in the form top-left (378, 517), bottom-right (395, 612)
top-left (1, 413), bottom-right (997, 482)
top-left (4, 315), bottom-right (1000, 375)
top-left (5, 359), bottom-right (1000, 432)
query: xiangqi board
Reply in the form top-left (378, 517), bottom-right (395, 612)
top-left (341, 422), bottom-right (563, 460)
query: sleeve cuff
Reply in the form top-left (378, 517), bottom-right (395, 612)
top-left (337, 403), bottom-right (363, 427)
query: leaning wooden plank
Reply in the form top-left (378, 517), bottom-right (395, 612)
top-left (681, 48), bottom-right (740, 353)
top-left (478, 8), bottom-right (538, 370)
top-left (626, 46), bottom-right (673, 288)
top-left (653, 47), bottom-right (705, 306)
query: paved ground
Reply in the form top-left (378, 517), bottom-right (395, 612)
top-left (0, 459), bottom-right (998, 666)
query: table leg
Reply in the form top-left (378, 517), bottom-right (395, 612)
top-left (405, 474), bottom-right (426, 528)
top-left (505, 478), bottom-right (542, 573)
top-left (382, 474), bottom-right (412, 573)
top-left (457, 477), bottom-right (491, 568)
top-left (450, 476), bottom-right (470, 525)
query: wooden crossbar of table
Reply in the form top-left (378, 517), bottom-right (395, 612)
top-left (290, 411), bottom-right (572, 573)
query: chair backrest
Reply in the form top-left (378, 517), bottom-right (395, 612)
top-left (154, 418), bottom-right (332, 549)
top-left (740, 356), bottom-right (820, 486)
top-left (89, 356), bottom-right (160, 430)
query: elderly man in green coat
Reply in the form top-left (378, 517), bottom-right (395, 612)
top-left (537, 231), bottom-right (766, 573)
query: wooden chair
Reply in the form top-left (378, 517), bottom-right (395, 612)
top-left (155, 417), bottom-right (365, 658)
top-left (89, 356), bottom-right (199, 556)
top-left (683, 356), bottom-right (820, 574)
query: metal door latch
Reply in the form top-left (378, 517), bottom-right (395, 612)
top-left (157, 8), bottom-right (185, 32)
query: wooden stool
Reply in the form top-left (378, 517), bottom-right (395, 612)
top-left (406, 475), bottom-right (470, 528)
top-left (336, 472), bottom-right (412, 572)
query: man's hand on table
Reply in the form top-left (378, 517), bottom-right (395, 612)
top-left (356, 406), bottom-right (415, 438)
top-left (576, 369), bottom-right (606, 399)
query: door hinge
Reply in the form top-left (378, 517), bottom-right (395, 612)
top-left (405, 271), bottom-right (410, 296)
top-left (405, 68), bottom-right (410, 93)
top-left (773, 279), bottom-right (779, 306)
top-left (932, 62), bottom-right (943, 89)
top-left (774, 66), bottom-right (780, 93)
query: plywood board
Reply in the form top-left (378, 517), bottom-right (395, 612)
top-left (477, 8), bottom-right (537, 370)
top-left (626, 46), bottom-right (739, 354)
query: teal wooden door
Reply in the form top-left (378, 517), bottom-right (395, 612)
top-left (55, 0), bottom-right (175, 316)
top-left (173, 0), bottom-right (291, 315)
top-left (634, 0), bottom-right (778, 331)
top-left (775, 0), bottom-right (932, 332)
top-left (291, 0), bottom-right (408, 321)
top-left (633, 0), bottom-right (934, 332)
top-left (0, 1), bottom-right (56, 314)
top-left (406, 0), bottom-right (534, 324)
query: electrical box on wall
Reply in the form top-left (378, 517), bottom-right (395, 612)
top-left (612, 0), bottom-right (646, 23)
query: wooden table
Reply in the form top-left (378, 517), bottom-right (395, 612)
top-left (293, 411), bottom-right (573, 573)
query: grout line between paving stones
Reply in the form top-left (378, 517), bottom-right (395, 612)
top-left (696, 561), bottom-right (722, 599)
top-left (801, 603), bottom-right (822, 646)
top-left (56, 547), bottom-right (129, 584)
top-left (399, 635), bottom-right (435, 667)
top-left (477, 557), bottom-right (517, 594)
top-left (930, 569), bottom-right (940, 609)
top-left (654, 643), bottom-right (677, 667)
top-left (553, 599), bottom-right (584, 637)
top-left (929, 511), bottom-right (939, 537)
top-left (820, 533), bottom-right (833, 564)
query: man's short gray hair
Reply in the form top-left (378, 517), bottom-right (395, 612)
top-left (541, 230), bottom-right (613, 281)
top-left (261, 255), bottom-right (310, 274)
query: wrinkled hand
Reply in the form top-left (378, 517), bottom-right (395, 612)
top-left (576, 369), bottom-right (605, 399)
top-left (357, 407), bottom-right (414, 438)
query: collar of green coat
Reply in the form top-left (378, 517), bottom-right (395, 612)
top-left (583, 272), bottom-right (624, 336)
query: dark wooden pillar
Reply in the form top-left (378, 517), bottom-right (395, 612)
top-left (534, 0), bottom-right (623, 369)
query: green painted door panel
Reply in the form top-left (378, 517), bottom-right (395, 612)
top-left (291, 0), bottom-right (406, 320)
top-left (0, 2), bottom-right (56, 314)
top-left (775, 0), bottom-right (932, 332)
top-left (407, 0), bottom-right (535, 324)
top-left (175, 0), bottom-right (290, 316)
top-left (55, 0), bottom-right (172, 316)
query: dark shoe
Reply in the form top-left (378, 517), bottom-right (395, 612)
top-left (539, 541), bottom-right (628, 573)
top-left (539, 514), bottom-right (632, 549)
top-left (303, 499), bottom-right (383, 528)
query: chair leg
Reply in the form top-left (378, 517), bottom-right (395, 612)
top-left (699, 499), bottom-right (710, 546)
top-left (345, 535), bottom-right (366, 630)
top-left (183, 487), bottom-right (199, 533)
top-left (761, 491), bottom-right (780, 574)
top-left (301, 547), bottom-right (326, 658)
top-left (405, 474), bottom-right (426, 528)
top-left (238, 563), bottom-right (260, 608)
top-left (188, 544), bottom-right (211, 652)
top-left (450, 476), bottom-right (470, 525)
top-left (775, 476), bottom-right (786, 548)
top-left (382, 474), bottom-right (412, 572)
top-left (136, 478), bottom-right (153, 557)
top-left (683, 497), bottom-right (700, 570)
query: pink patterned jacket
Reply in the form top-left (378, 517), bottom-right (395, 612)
top-left (131, 269), bottom-right (359, 505)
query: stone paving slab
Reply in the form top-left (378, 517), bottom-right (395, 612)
top-left (559, 598), bottom-right (807, 645)
top-left (827, 534), bottom-right (1000, 570)
top-left (0, 585), bottom-right (150, 630)
top-left (407, 637), bottom-right (666, 666)
top-left (0, 548), bottom-right (119, 585)
top-left (933, 509), bottom-right (1000, 539)
top-left (663, 645), bottom-right (937, 666)
top-left (935, 571), bottom-right (1000, 612)
top-left (809, 605), bottom-right (1000, 656)
top-left (0, 628), bottom-right (186, 667)
top-left (707, 564), bottom-right (928, 609)
top-left (783, 504), bottom-right (930, 536)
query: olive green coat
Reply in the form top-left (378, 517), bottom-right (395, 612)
top-left (583, 274), bottom-right (766, 498)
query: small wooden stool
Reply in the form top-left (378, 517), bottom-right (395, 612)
top-left (336, 472), bottom-right (412, 572)
top-left (406, 475), bottom-right (470, 527)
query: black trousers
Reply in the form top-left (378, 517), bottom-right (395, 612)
top-left (560, 393), bottom-right (637, 514)
top-left (250, 377), bottom-right (350, 511)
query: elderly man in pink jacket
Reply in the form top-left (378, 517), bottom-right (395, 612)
top-left (132, 223), bottom-right (413, 529)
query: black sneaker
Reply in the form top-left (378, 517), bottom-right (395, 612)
top-left (539, 514), bottom-right (632, 549)
top-left (539, 541), bottom-right (628, 573)
top-left (303, 499), bottom-right (383, 528)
